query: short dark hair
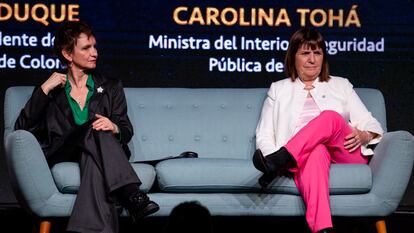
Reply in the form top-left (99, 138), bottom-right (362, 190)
top-left (165, 201), bottom-right (212, 233)
top-left (54, 21), bottom-right (95, 64)
top-left (284, 28), bottom-right (330, 82)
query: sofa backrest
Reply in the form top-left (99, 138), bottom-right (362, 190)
top-left (4, 87), bottom-right (387, 162)
top-left (124, 88), bottom-right (267, 161)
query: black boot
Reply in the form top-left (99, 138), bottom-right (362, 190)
top-left (125, 190), bottom-right (160, 222)
top-left (258, 173), bottom-right (275, 189)
top-left (252, 147), bottom-right (292, 187)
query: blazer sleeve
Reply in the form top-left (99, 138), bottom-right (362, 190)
top-left (344, 80), bottom-right (384, 154)
top-left (256, 83), bottom-right (278, 156)
top-left (110, 80), bottom-right (134, 144)
top-left (14, 87), bottom-right (50, 134)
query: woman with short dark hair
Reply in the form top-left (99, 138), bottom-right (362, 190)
top-left (15, 21), bottom-right (159, 233)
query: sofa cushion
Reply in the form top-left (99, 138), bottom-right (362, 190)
top-left (51, 162), bottom-right (156, 194)
top-left (156, 158), bottom-right (262, 192)
top-left (156, 158), bottom-right (372, 194)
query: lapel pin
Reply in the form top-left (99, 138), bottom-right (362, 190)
top-left (97, 86), bottom-right (104, 93)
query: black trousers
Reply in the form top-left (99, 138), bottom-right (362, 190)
top-left (50, 125), bottom-right (140, 233)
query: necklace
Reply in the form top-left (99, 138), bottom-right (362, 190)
top-left (67, 73), bottom-right (88, 107)
top-left (71, 85), bottom-right (86, 106)
top-left (304, 85), bottom-right (315, 91)
top-left (304, 85), bottom-right (315, 98)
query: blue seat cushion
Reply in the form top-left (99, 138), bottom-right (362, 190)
top-left (51, 162), bottom-right (156, 194)
top-left (156, 158), bottom-right (372, 194)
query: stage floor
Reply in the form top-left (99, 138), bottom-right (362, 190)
top-left (1, 205), bottom-right (413, 233)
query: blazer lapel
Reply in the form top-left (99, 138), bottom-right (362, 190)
top-left (88, 74), bottom-right (106, 120)
top-left (289, 80), bottom-right (308, 133)
top-left (53, 88), bottom-right (75, 126)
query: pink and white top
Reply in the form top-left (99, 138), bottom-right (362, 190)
top-left (293, 95), bottom-right (321, 135)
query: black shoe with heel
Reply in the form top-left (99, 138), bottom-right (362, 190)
top-left (258, 173), bottom-right (277, 189)
top-left (126, 191), bottom-right (160, 222)
top-left (252, 149), bottom-right (269, 174)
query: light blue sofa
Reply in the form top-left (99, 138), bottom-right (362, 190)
top-left (4, 86), bottom-right (414, 233)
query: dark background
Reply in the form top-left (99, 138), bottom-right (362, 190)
top-left (1, 0), bottom-right (413, 212)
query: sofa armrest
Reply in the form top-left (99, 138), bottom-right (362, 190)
top-left (369, 130), bottom-right (414, 211)
top-left (4, 130), bottom-right (60, 215)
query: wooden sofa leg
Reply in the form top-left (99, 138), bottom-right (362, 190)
top-left (375, 219), bottom-right (387, 233)
top-left (39, 220), bottom-right (51, 233)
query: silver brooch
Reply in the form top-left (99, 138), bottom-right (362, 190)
top-left (97, 86), bottom-right (104, 93)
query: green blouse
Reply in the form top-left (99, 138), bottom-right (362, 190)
top-left (65, 74), bottom-right (94, 125)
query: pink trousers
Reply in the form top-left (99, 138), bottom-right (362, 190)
top-left (284, 110), bottom-right (368, 233)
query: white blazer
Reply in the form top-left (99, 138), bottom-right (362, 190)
top-left (256, 76), bottom-right (383, 156)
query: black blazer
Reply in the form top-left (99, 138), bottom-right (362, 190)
top-left (15, 72), bottom-right (134, 160)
